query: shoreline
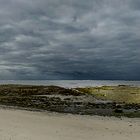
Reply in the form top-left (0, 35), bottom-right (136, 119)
top-left (0, 84), bottom-right (139, 118)
top-left (0, 104), bottom-right (140, 119)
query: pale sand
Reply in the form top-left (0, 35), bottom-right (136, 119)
top-left (0, 109), bottom-right (139, 140)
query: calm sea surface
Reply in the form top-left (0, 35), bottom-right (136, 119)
top-left (0, 80), bottom-right (140, 88)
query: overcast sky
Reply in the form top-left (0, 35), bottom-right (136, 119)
top-left (0, 0), bottom-right (140, 80)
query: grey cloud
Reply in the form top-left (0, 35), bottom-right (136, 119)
top-left (0, 0), bottom-right (140, 80)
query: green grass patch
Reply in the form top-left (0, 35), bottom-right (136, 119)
top-left (76, 86), bottom-right (140, 104)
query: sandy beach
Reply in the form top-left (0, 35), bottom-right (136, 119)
top-left (0, 108), bottom-right (139, 140)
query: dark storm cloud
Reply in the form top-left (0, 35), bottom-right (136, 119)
top-left (0, 0), bottom-right (140, 79)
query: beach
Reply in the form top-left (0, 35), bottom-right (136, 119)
top-left (0, 108), bottom-right (139, 140)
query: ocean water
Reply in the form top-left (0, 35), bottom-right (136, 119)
top-left (0, 80), bottom-right (140, 88)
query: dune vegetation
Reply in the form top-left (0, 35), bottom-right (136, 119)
top-left (76, 85), bottom-right (140, 104)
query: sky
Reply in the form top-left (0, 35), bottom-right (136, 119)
top-left (0, 0), bottom-right (140, 80)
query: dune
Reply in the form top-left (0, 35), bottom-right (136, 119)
top-left (0, 108), bottom-right (139, 140)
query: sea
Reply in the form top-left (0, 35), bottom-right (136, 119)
top-left (0, 80), bottom-right (140, 88)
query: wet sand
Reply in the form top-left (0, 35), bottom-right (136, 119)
top-left (0, 108), bottom-right (139, 140)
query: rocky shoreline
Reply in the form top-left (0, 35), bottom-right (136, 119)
top-left (0, 85), bottom-right (139, 117)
